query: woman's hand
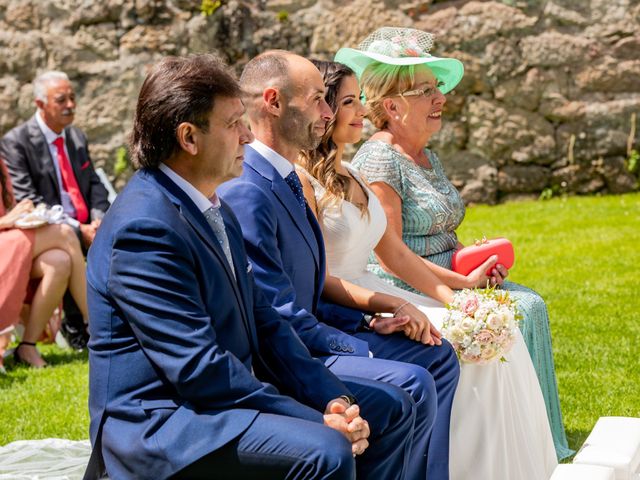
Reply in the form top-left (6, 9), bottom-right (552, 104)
top-left (466, 255), bottom-right (509, 288)
top-left (0, 199), bottom-right (34, 229)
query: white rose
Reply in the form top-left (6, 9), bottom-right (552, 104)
top-left (486, 313), bottom-right (501, 330)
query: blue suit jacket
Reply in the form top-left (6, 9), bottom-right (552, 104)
top-left (218, 146), bottom-right (369, 359)
top-left (87, 168), bottom-right (351, 480)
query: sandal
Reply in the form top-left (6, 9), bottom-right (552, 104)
top-left (14, 341), bottom-right (47, 368)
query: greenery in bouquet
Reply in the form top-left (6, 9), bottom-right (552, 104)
top-left (441, 287), bottom-right (521, 364)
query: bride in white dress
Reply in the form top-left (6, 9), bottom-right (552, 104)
top-left (297, 59), bottom-right (557, 480)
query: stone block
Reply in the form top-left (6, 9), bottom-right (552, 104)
top-left (498, 164), bottom-right (550, 193)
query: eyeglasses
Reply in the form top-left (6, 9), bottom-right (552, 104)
top-left (398, 81), bottom-right (444, 99)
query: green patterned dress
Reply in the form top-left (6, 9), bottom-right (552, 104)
top-left (352, 139), bottom-right (574, 460)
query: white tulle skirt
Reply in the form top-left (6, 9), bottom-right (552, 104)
top-left (350, 271), bottom-right (558, 480)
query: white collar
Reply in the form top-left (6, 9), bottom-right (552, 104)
top-left (249, 140), bottom-right (293, 179)
top-left (35, 111), bottom-right (66, 145)
top-left (158, 163), bottom-right (219, 213)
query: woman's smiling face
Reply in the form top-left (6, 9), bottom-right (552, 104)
top-left (331, 74), bottom-right (368, 146)
top-left (394, 66), bottom-right (446, 140)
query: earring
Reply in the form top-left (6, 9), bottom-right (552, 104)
top-left (394, 115), bottom-right (400, 120)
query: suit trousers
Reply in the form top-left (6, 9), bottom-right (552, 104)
top-left (171, 376), bottom-right (415, 480)
top-left (170, 413), bottom-right (354, 480)
top-left (328, 334), bottom-right (460, 480)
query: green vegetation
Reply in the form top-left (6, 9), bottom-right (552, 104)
top-left (1, 193), bottom-right (638, 452)
top-left (200, 0), bottom-right (222, 17)
top-left (458, 192), bottom-right (640, 450)
top-left (113, 146), bottom-right (129, 177)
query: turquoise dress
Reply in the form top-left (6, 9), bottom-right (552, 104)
top-left (352, 139), bottom-right (574, 460)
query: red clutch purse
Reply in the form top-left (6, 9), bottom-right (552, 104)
top-left (451, 237), bottom-right (515, 276)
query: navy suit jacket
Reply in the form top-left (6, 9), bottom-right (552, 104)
top-left (87, 168), bottom-right (351, 479)
top-left (0, 115), bottom-right (109, 221)
top-left (218, 145), bottom-right (369, 360)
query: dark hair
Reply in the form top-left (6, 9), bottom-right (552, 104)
top-left (130, 54), bottom-right (241, 169)
top-left (0, 160), bottom-right (13, 210)
top-left (298, 60), bottom-right (368, 217)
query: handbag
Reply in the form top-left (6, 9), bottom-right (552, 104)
top-left (451, 237), bottom-right (514, 276)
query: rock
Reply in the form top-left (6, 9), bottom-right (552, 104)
top-left (575, 56), bottom-right (640, 93)
top-left (442, 152), bottom-right (498, 205)
top-left (430, 120), bottom-right (467, 159)
top-left (551, 164), bottom-right (606, 194)
top-left (601, 156), bottom-right (639, 193)
top-left (520, 31), bottom-right (599, 68)
top-left (415, 1), bottom-right (537, 52)
top-left (466, 97), bottom-right (556, 166)
top-left (498, 164), bottom-right (550, 193)
top-left (542, 1), bottom-right (588, 27)
top-left (0, 76), bottom-right (21, 134)
top-left (4, 0), bottom-right (41, 30)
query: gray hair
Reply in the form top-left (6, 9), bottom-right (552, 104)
top-left (33, 71), bottom-right (71, 104)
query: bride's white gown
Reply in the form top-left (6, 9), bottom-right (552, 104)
top-left (302, 165), bottom-right (558, 480)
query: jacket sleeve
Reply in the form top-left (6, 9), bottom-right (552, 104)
top-left (106, 217), bottom-right (324, 423)
top-left (219, 180), bottom-right (370, 358)
top-left (316, 299), bottom-right (367, 334)
top-left (0, 130), bottom-right (45, 204)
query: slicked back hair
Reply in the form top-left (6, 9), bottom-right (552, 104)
top-left (130, 54), bottom-right (241, 169)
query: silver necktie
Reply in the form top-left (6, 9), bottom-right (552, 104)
top-left (203, 206), bottom-right (236, 279)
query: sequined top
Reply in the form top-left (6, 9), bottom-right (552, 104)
top-left (352, 139), bottom-right (466, 288)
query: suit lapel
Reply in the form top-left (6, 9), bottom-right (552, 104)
top-left (244, 148), bottom-right (321, 269)
top-left (219, 203), bottom-right (260, 352)
top-left (27, 117), bottom-right (60, 201)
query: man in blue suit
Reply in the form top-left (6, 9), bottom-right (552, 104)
top-left (86, 54), bottom-right (417, 480)
top-left (219, 51), bottom-right (460, 480)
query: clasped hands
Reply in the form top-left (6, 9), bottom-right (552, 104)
top-left (323, 397), bottom-right (370, 457)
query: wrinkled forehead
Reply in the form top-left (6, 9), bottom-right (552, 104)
top-left (44, 79), bottom-right (74, 95)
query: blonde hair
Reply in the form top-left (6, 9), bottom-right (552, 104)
top-left (360, 62), bottom-right (419, 129)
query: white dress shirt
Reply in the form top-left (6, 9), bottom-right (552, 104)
top-left (249, 140), bottom-right (294, 179)
top-left (35, 111), bottom-right (76, 218)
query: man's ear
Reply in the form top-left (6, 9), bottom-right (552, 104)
top-left (176, 122), bottom-right (199, 156)
top-left (35, 99), bottom-right (45, 111)
top-left (263, 87), bottom-right (282, 116)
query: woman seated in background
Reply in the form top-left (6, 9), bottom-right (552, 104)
top-left (336, 27), bottom-right (573, 460)
top-left (296, 56), bottom-right (557, 480)
top-left (0, 158), bottom-right (88, 369)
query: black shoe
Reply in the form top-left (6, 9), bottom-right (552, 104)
top-left (60, 314), bottom-right (89, 351)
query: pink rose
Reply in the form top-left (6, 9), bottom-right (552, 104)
top-left (475, 329), bottom-right (496, 346)
top-left (462, 296), bottom-right (479, 315)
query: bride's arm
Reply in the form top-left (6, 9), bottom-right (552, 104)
top-left (369, 181), bottom-right (497, 297)
top-left (298, 174), bottom-right (437, 344)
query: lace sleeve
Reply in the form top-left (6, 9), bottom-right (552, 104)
top-left (351, 141), bottom-right (403, 197)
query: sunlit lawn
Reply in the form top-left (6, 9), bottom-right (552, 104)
top-left (1, 193), bottom-right (639, 452)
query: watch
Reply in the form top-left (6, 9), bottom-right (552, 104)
top-left (338, 394), bottom-right (358, 407)
top-left (361, 313), bottom-right (375, 330)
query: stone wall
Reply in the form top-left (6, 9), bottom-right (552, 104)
top-left (1, 0), bottom-right (638, 202)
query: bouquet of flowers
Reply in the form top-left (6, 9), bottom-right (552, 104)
top-left (441, 288), bottom-right (521, 364)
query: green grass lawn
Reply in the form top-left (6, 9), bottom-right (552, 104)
top-left (1, 193), bottom-right (639, 451)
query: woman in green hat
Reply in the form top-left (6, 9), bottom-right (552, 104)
top-left (336, 27), bottom-right (573, 461)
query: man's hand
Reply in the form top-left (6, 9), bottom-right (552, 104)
top-left (393, 304), bottom-right (442, 346)
top-left (369, 314), bottom-right (410, 335)
top-left (79, 219), bottom-right (101, 248)
top-left (324, 398), bottom-right (370, 456)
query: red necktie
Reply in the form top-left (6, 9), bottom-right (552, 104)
top-left (53, 136), bottom-right (89, 223)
